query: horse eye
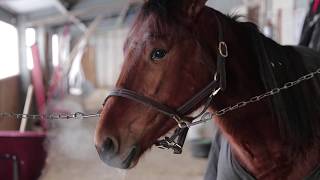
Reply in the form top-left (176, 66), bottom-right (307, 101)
top-left (151, 49), bottom-right (167, 61)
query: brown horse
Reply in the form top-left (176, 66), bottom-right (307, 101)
top-left (95, 0), bottom-right (320, 179)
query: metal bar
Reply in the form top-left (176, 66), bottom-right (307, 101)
top-left (0, 154), bottom-right (20, 180)
top-left (12, 156), bottom-right (19, 180)
top-left (82, 114), bottom-right (101, 118)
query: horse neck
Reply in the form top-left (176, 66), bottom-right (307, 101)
top-left (196, 7), bottom-right (291, 172)
top-left (195, 8), bottom-right (320, 179)
top-left (196, 8), bottom-right (276, 135)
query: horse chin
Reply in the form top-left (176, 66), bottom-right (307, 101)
top-left (119, 142), bottom-right (158, 169)
top-left (121, 145), bottom-right (140, 169)
top-left (98, 145), bottom-right (141, 170)
top-left (124, 158), bottom-right (139, 169)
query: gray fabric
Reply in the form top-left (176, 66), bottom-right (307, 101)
top-left (300, 1), bottom-right (320, 52)
top-left (204, 131), bottom-right (320, 180)
top-left (204, 131), bottom-right (255, 180)
top-left (247, 23), bottom-right (320, 148)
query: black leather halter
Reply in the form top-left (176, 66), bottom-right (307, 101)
top-left (102, 15), bottom-right (228, 154)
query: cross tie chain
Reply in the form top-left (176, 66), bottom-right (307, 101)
top-left (0, 67), bottom-right (319, 128)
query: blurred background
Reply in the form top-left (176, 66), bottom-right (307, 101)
top-left (0, 0), bottom-right (318, 180)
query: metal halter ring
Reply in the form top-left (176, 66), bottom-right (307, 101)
top-left (210, 87), bottom-right (221, 98)
top-left (172, 115), bottom-right (190, 129)
top-left (218, 41), bottom-right (228, 58)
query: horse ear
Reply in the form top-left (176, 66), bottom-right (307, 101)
top-left (182, 0), bottom-right (208, 18)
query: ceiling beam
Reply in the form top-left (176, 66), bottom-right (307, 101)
top-left (65, 0), bottom-right (135, 75)
top-left (64, 12), bottom-right (107, 76)
top-left (52, 0), bottom-right (87, 32)
top-left (115, 0), bottom-right (131, 27)
top-left (0, 7), bottom-right (17, 25)
top-left (24, 0), bottom-right (142, 28)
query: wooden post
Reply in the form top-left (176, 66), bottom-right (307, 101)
top-left (19, 85), bottom-right (33, 132)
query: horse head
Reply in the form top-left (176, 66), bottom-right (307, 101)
top-left (94, 0), bottom-right (227, 169)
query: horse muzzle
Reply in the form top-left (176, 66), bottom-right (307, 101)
top-left (95, 136), bottom-right (140, 169)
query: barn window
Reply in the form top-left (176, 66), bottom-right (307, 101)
top-left (0, 21), bottom-right (19, 80)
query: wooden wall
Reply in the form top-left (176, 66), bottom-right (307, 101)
top-left (0, 76), bottom-right (21, 130)
top-left (93, 28), bottom-right (128, 88)
top-left (82, 46), bottom-right (97, 87)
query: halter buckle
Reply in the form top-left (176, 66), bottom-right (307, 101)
top-left (218, 41), bottom-right (228, 58)
top-left (155, 127), bottom-right (189, 154)
top-left (155, 135), bottom-right (183, 154)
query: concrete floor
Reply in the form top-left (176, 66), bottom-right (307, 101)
top-left (39, 91), bottom-right (208, 180)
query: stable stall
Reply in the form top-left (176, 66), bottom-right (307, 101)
top-left (0, 0), bottom-right (318, 180)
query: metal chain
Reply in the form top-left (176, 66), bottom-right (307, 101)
top-left (0, 68), bottom-right (319, 125)
top-left (0, 112), bottom-right (100, 121)
top-left (185, 67), bottom-right (320, 128)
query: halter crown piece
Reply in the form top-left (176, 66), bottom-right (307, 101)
top-left (103, 15), bottom-right (227, 154)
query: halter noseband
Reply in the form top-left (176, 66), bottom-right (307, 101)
top-left (102, 15), bottom-right (228, 154)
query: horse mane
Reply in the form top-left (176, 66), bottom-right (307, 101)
top-left (141, 0), bottom-right (182, 21)
top-left (142, 0), bottom-right (246, 24)
top-left (239, 20), bottom-right (320, 152)
top-left (197, 8), bottom-right (320, 152)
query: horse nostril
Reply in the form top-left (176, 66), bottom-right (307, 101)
top-left (102, 137), bottom-right (119, 155)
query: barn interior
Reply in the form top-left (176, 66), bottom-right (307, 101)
top-left (0, 0), bottom-right (316, 180)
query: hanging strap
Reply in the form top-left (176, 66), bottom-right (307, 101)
top-left (313, 0), bottom-right (320, 14)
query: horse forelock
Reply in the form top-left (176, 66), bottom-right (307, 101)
top-left (119, 5), bottom-right (183, 90)
top-left (142, 0), bottom-right (180, 16)
top-left (125, 1), bottom-right (181, 47)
